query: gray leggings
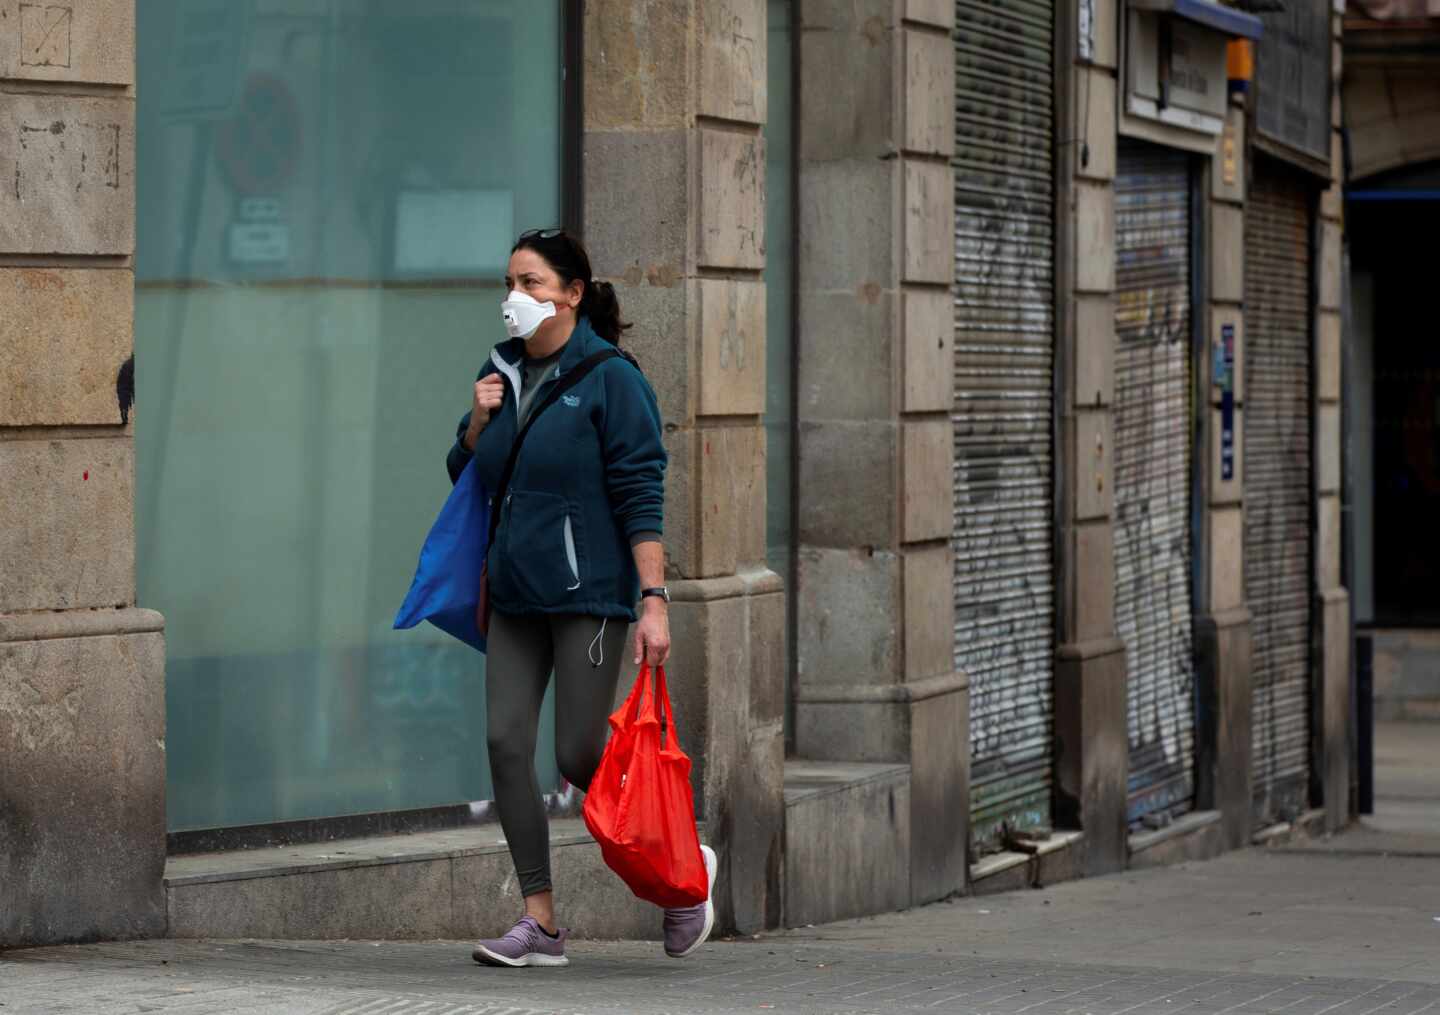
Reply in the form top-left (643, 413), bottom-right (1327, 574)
top-left (486, 609), bottom-right (629, 897)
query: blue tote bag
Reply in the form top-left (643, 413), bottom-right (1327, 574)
top-left (393, 456), bottom-right (491, 653)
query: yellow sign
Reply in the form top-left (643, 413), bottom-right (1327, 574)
top-left (1223, 122), bottom-right (1238, 187)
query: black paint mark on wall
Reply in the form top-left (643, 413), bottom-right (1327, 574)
top-left (19, 3), bottom-right (74, 69)
top-left (104, 123), bottom-right (120, 189)
top-left (116, 355), bottom-right (134, 424)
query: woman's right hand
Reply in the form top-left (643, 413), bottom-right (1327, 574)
top-left (465, 374), bottom-right (506, 450)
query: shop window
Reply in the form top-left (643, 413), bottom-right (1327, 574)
top-left (135, 1), bottom-right (569, 831)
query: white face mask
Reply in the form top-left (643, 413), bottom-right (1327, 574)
top-left (500, 290), bottom-right (557, 340)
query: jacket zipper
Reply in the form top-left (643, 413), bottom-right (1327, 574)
top-left (564, 515), bottom-right (582, 591)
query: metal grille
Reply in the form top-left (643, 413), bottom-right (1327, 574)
top-left (1244, 160), bottom-right (1314, 829)
top-left (953, 0), bottom-right (1056, 850)
top-left (1114, 140), bottom-right (1197, 827)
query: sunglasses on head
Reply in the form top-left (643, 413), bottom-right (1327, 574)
top-left (519, 228), bottom-right (565, 241)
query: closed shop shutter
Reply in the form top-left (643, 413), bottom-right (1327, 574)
top-left (953, 0), bottom-right (1056, 850)
top-left (1244, 158), bottom-right (1314, 828)
top-left (1114, 140), bottom-right (1197, 826)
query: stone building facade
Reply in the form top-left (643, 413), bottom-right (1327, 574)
top-left (1, 0), bottom-right (166, 947)
top-left (2, 0), bottom-right (1352, 948)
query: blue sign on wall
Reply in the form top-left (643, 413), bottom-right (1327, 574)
top-left (1220, 324), bottom-right (1235, 482)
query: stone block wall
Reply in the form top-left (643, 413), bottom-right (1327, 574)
top-left (1054, 2), bottom-right (1129, 876)
top-left (1317, 9), bottom-right (1351, 833)
top-left (0, 0), bottom-right (168, 948)
top-left (583, 0), bottom-right (784, 933)
top-left (1193, 96), bottom-right (1255, 853)
top-left (794, 0), bottom-right (967, 906)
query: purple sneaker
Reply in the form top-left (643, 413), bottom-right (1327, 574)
top-left (472, 915), bottom-right (569, 968)
top-left (663, 844), bottom-right (718, 958)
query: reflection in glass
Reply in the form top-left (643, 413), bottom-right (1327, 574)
top-left (135, 1), bottom-right (564, 831)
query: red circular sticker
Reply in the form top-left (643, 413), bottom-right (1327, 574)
top-left (217, 73), bottom-right (302, 196)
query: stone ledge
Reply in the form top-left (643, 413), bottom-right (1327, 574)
top-left (971, 850), bottom-right (1029, 881)
top-left (1128, 810), bottom-right (1224, 869)
top-left (793, 670), bottom-right (969, 704)
top-left (670, 568), bottom-right (784, 602)
top-left (783, 761), bottom-right (912, 805)
top-left (1252, 809), bottom-right (1328, 848)
top-left (1056, 636), bottom-right (1126, 662)
top-left (783, 761), bottom-right (911, 927)
top-left (969, 831), bottom-right (1085, 896)
top-left (0, 607), bottom-right (163, 642)
top-left (166, 821), bottom-right (568, 887)
top-left (1200, 607), bottom-right (1253, 631)
top-left (165, 819), bottom-right (670, 941)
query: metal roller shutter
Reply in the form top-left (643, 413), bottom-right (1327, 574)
top-left (1114, 140), bottom-right (1197, 827)
top-left (953, 0), bottom-right (1055, 850)
top-left (1244, 159), bottom-right (1314, 829)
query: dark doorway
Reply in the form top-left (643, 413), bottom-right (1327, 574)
top-left (1350, 163), bottom-right (1440, 626)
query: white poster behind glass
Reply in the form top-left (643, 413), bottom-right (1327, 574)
top-left (394, 190), bottom-right (513, 277)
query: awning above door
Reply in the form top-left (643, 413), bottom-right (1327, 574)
top-left (1131, 0), bottom-right (1265, 38)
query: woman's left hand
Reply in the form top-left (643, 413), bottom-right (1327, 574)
top-left (633, 601), bottom-right (671, 667)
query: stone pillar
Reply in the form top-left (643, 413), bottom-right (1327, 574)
top-left (583, 0), bottom-right (785, 932)
top-left (1316, 9), bottom-right (1351, 834)
top-left (793, 0), bottom-right (966, 906)
top-left (0, 0), bottom-right (167, 948)
top-left (1053, 0), bottom-right (1129, 876)
top-left (1193, 97), bottom-right (1255, 852)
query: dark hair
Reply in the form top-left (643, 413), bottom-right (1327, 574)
top-left (512, 230), bottom-right (632, 344)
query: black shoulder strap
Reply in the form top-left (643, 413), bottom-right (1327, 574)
top-left (487, 348), bottom-right (623, 542)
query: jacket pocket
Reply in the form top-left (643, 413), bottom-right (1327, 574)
top-left (493, 489), bottom-right (586, 607)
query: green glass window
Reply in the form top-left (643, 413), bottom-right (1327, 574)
top-left (136, 1), bottom-right (568, 831)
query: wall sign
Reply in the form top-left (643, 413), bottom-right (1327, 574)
top-left (1126, 9), bottom-right (1230, 135)
top-left (1223, 121), bottom-right (1238, 186)
top-left (1254, 2), bottom-right (1331, 165)
top-left (1217, 323), bottom-right (1236, 482)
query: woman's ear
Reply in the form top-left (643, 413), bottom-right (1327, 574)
top-left (568, 278), bottom-right (585, 310)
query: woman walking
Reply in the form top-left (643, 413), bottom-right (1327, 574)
top-left (447, 229), bottom-right (716, 968)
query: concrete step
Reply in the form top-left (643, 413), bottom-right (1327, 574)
top-left (1128, 809), bottom-right (1224, 869)
top-left (969, 829), bottom-right (1085, 896)
top-left (1372, 631), bottom-right (1440, 721)
top-left (164, 819), bottom-right (661, 941)
top-left (783, 760), bottom-right (911, 927)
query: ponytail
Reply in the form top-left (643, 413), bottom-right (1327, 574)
top-left (511, 229), bottom-right (632, 345)
top-left (580, 278), bottom-right (632, 345)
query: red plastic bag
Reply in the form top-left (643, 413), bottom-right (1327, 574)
top-left (582, 664), bottom-right (709, 908)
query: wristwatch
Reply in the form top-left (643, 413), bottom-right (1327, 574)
top-left (640, 586), bottom-right (671, 604)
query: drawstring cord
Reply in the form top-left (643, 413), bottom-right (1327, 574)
top-left (588, 617), bottom-right (609, 668)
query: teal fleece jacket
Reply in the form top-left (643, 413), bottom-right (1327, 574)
top-left (446, 318), bottom-right (667, 622)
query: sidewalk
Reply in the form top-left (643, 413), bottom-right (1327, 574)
top-left (5, 844), bottom-right (1439, 1015)
top-left (1285, 721), bottom-right (1440, 857)
top-left (4, 723), bottom-right (1438, 1015)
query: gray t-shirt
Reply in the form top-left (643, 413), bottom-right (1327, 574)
top-left (516, 349), bottom-right (563, 428)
